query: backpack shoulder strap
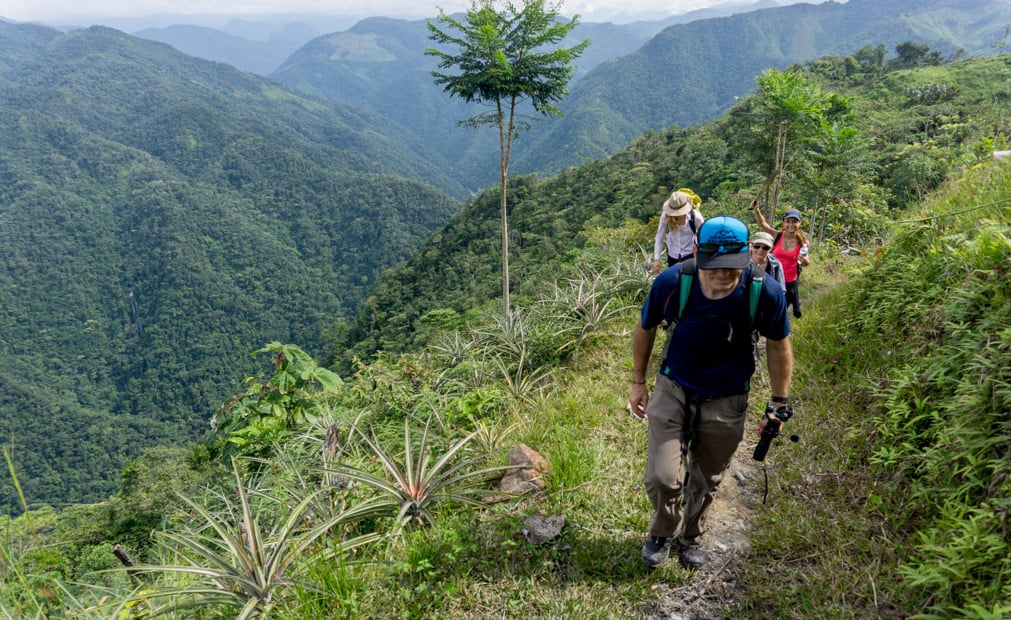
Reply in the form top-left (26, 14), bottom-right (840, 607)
top-left (746, 265), bottom-right (765, 324)
top-left (773, 231), bottom-right (783, 248)
top-left (659, 259), bottom-right (696, 328)
top-left (677, 258), bottom-right (696, 320)
top-left (659, 259), bottom-right (695, 364)
top-left (688, 210), bottom-right (699, 236)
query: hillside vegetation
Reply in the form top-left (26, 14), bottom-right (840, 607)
top-left (738, 164), bottom-right (1010, 618)
top-left (0, 22), bottom-right (464, 511)
top-left (1, 7), bottom-right (1007, 513)
top-left (330, 51), bottom-right (1011, 371)
top-left (1, 47), bottom-right (1008, 618)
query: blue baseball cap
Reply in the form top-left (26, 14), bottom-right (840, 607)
top-left (695, 215), bottom-right (751, 270)
top-left (782, 209), bottom-right (802, 222)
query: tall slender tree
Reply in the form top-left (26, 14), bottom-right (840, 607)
top-left (427, 0), bottom-right (588, 317)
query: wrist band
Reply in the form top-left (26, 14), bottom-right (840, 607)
top-left (771, 395), bottom-right (789, 404)
top-left (632, 379), bottom-right (646, 385)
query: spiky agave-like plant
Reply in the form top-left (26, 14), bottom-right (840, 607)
top-left (129, 459), bottom-right (386, 619)
top-left (331, 417), bottom-right (513, 532)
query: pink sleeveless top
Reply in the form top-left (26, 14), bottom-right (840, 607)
top-left (773, 235), bottom-right (801, 283)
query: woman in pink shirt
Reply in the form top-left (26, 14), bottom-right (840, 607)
top-left (750, 200), bottom-right (810, 318)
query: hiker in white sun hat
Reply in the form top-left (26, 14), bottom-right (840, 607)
top-left (652, 188), bottom-right (704, 274)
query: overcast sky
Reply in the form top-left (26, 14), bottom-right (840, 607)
top-left (3, 0), bottom-right (798, 28)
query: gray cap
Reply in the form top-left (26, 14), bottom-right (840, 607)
top-left (751, 231), bottom-right (774, 248)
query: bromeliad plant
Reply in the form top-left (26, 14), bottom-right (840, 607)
top-left (331, 417), bottom-right (513, 533)
top-left (129, 458), bottom-right (385, 619)
top-left (542, 268), bottom-right (634, 348)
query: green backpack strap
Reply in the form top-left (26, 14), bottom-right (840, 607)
top-left (747, 265), bottom-right (765, 325)
top-left (676, 258), bottom-right (696, 320)
top-left (659, 259), bottom-right (695, 370)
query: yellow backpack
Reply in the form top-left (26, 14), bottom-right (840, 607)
top-left (677, 187), bottom-right (702, 207)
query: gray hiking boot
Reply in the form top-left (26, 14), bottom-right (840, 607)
top-left (678, 543), bottom-right (708, 570)
top-left (641, 535), bottom-right (672, 569)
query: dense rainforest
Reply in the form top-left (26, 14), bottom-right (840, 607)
top-left (0, 21), bottom-right (463, 511)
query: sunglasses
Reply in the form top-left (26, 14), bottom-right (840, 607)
top-left (697, 241), bottom-right (748, 255)
top-left (751, 244), bottom-right (771, 251)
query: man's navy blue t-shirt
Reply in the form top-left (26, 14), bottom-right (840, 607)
top-left (640, 264), bottom-right (790, 396)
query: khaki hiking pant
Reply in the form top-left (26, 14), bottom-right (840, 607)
top-left (644, 374), bottom-right (749, 545)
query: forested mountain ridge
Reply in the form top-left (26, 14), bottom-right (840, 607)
top-left (269, 0), bottom-right (1011, 189)
top-left (0, 23), bottom-right (467, 197)
top-left (121, 0), bottom-right (775, 78)
top-left (0, 22), bottom-right (463, 511)
top-left (269, 15), bottom-right (661, 191)
top-left (518, 0), bottom-right (1011, 173)
top-left (0, 19), bottom-right (59, 73)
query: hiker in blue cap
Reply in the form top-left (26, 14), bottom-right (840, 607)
top-left (750, 200), bottom-right (810, 318)
top-left (629, 215), bottom-right (794, 571)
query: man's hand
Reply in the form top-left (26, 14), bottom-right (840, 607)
top-left (652, 259), bottom-right (662, 275)
top-left (756, 403), bottom-right (792, 436)
top-left (629, 383), bottom-right (649, 420)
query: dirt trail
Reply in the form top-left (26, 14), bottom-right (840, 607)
top-left (639, 442), bottom-right (767, 620)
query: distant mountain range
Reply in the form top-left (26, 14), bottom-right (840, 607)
top-left (22, 0), bottom-right (1006, 193)
top-left (116, 0), bottom-right (787, 75)
top-left (132, 23), bottom-right (314, 76)
top-left (266, 0), bottom-right (1011, 189)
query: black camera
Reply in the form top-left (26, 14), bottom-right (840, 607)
top-left (752, 404), bottom-right (799, 461)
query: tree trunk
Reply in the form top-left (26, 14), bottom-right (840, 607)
top-left (770, 121), bottom-right (788, 217)
top-left (500, 170), bottom-right (509, 317)
top-left (498, 99), bottom-right (511, 318)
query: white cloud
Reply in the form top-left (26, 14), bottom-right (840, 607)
top-left (3, 0), bottom-right (714, 24)
top-left (5, 0), bottom-right (820, 28)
